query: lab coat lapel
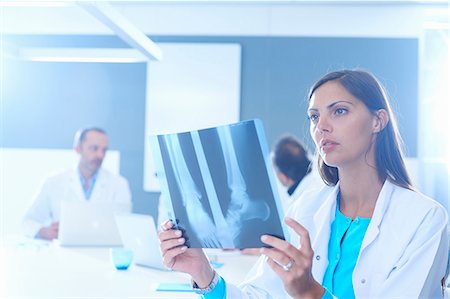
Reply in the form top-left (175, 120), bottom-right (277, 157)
top-left (68, 168), bottom-right (85, 201)
top-left (90, 169), bottom-right (107, 202)
top-left (311, 183), bottom-right (339, 282)
top-left (358, 180), bottom-right (394, 254)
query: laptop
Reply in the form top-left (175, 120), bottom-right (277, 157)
top-left (58, 201), bottom-right (123, 246)
top-left (114, 213), bottom-right (167, 270)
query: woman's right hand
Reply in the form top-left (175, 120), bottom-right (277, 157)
top-left (158, 220), bottom-right (215, 288)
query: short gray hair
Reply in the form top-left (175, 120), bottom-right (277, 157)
top-left (73, 127), bottom-right (107, 148)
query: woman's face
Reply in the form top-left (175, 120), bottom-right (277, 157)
top-left (308, 81), bottom-right (377, 169)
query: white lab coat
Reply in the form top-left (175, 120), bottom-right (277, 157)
top-left (226, 180), bottom-right (449, 298)
top-left (22, 168), bottom-right (132, 237)
top-left (278, 165), bottom-right (325, 214)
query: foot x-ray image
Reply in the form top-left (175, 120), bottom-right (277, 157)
top-left (151, 119), bottom-right (287, 248)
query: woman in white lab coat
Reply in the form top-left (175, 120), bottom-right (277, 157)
top-left (159, 69), bottom-right (448, 298)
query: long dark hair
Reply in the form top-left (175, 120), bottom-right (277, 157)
top-left (308, 69), bottom-right (413, 190)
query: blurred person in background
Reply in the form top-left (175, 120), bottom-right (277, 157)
top-left (22, 127), bottom-right (132, 240)
top-left (272, 134), bottom-right (324, 213)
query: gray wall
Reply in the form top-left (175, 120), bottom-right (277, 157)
top-left (3, 35), bottom-right (418, 219)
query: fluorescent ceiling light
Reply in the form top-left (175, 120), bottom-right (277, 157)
top-left (24, 56), bottom-right (144, 63)
top-left (78, 1), bottom-right (162, 61)
top-left (19, 47), bottom-right (148, 63)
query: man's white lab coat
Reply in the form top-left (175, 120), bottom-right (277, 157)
top-left (226, 180), bottom-right (449, 298)
top-left (22, 168), bottom-right (132, 237)
top-left (276, 162), bottom-right (325, 215)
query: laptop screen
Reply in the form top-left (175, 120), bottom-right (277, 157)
top-left (115, 213), bottom-right (167, 270)
top-left (58, 201), bottom-right (122, 246)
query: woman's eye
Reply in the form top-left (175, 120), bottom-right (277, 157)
top-left (308, 114), bottom-right (318, 123)
top-left (335, 108), bottom-right (347, 115)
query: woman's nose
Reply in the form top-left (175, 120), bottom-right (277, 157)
top-left (317, 116), bottom-right (331, 134)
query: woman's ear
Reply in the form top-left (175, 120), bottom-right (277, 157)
top-left (373, 109), bottom-right (389, 133)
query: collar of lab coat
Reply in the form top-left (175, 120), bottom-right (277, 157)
top-left (311, 182), bottom-right (339, 280)
top-left (311, 179), bottom-right (395, 281)
top-left (358, 179), bottom-right (394, 253)
top-left (68, 168), bottom-right (107, 201)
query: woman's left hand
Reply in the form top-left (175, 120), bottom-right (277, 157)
top-left (260, 217), bottom-right (325, 299)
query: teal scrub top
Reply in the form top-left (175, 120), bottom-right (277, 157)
top-left (322, 194), bottom-right (371, 298)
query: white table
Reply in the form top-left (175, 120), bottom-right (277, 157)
top-left (0, 238), bottom-right (259, 298)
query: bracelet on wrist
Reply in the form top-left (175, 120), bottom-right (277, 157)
top-left (192, 270), bottom-right (220, 295)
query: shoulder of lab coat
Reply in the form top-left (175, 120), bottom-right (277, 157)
top-left (223, 180), bottom-right (448, 298)
top-left (22, 168), bottom-right (132, 238)
top-left (291, 165), bottom-right (326, 204)
top-left (280, 167), bottom-right (326, 215)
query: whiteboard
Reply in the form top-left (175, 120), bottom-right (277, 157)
top-left (143, 43), bottom-right (241, 191)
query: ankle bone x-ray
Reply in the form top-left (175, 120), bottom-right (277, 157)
top-left (153, 120), bottom-right (286, 248)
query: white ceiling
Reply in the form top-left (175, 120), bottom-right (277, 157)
top-left (1, 1), bottom-right (448, 38)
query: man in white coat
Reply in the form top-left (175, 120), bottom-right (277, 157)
top-left (22, 127), bottom-right (132, 240)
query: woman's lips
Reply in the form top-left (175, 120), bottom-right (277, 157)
top-left (320, 139), bottom-right (339, 153)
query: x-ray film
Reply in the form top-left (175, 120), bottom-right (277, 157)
top-left (150, 119), bottom-right (288, 248)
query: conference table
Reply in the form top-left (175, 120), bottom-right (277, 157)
top-left (0, 237), bottom-right (259, 298)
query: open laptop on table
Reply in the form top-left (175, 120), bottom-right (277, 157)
top-left (114, 213), bottom-right (167, 270)
top-left (58, 200), bottom-right (123, 246)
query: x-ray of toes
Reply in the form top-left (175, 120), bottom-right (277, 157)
top-left (151, 119), bottom-right (288, 248)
